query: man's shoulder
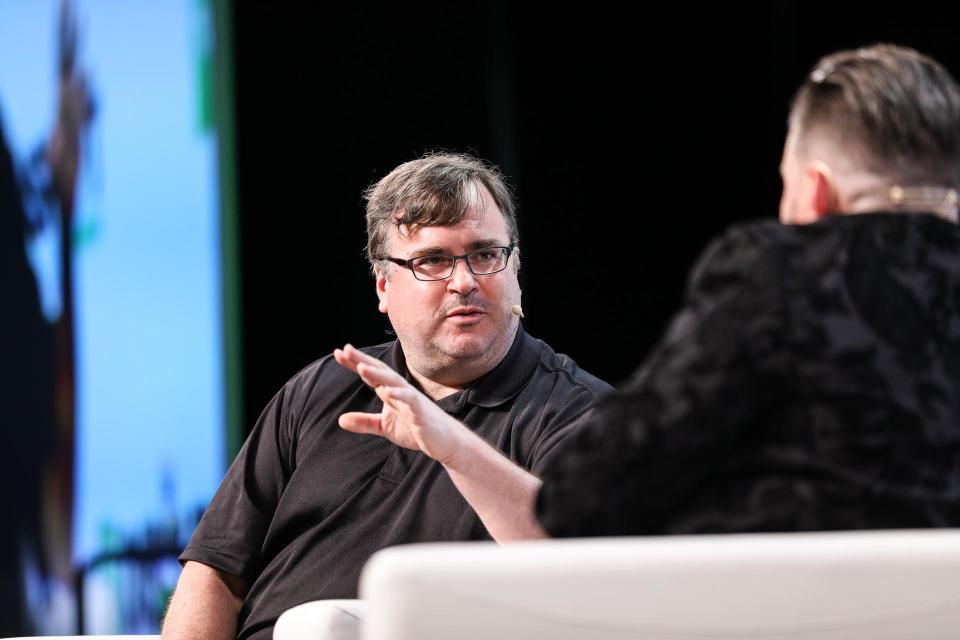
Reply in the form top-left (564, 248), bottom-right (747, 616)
top-left (527, 334), bottom-right (613, 399)
top-left (700, 218), bottom-right (792, 262)
top-left (700, 214), bottom-right (934, 266)
top-left (280, 340), bottom-right (395, 405)
top-left (687, 218), bottom-right (802, 295)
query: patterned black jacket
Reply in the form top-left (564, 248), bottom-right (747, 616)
top-left (538, 213), bottom-right (960, 536)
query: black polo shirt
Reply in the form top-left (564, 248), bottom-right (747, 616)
top-left (180, 327), bottom-right (611, 640)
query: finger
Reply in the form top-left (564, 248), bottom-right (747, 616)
top-left (382, 385), bottom-right (419, 405)
top-left (338, 412), bottom-right (383, 435)
top-left (333, 348), bottom-right (358, 374)
top-left (371, 382), bottom-right (417, 415)
top-left (372, 384), bottom-right (393, 407)
top-left (356, 361), bottom-right (407, 389)
top-left (335, 344), bottom-right (392, 379)
top-left (334, 345), bottom-right (383, 377)
top-left (343, 344), bottom-right (397, 374)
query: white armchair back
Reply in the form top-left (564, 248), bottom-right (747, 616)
top-left (358, 530), bottom-right (960, 640)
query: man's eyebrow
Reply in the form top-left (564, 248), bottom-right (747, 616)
top-left (407, 239), bottom-right (506, 257)
top-left (407, 245), bottom-right (447, 258)
top-left (466, 238), bottom-right (504, 250)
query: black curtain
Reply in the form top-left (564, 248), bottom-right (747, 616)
top-left (233, 2), bottom-right (960, 435)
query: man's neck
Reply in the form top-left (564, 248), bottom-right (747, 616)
top-left (404, 323), bottom-right (520, 402)
top-left (406, 369), bottom-right (464, 401)
top-left (840, 175), bottom-right (959, 223)
top-left (847, 196), bottom-right (959, 224)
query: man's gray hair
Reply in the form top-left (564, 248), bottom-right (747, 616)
top-left (364, 152), bottom-right (519, 273)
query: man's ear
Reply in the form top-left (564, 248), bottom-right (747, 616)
top-left (375, 266), bottom-right (388, 314)
top-left (796, 160), bottom-right (841, 224)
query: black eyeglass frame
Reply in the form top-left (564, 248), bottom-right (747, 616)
top-left (377, 244), bottom-right (516, 281)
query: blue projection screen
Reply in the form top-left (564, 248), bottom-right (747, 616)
top-left (0, 0), bottom-right (234, 633)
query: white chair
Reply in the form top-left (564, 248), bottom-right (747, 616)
top-left (274, 599), bottom-right (366, 640)
top-left (354, 530), bottom-right (960, 640)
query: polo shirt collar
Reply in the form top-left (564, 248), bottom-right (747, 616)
top-left (383, 325), bottom-right (542, 413)
top-left (461, 325), bottom-right (542, 409)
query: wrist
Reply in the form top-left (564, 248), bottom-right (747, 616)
top-left (435, 417), bottom-right (478, 472)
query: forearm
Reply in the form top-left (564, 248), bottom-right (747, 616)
top-left (443, 426), bottom-right (548, 542)
top-left (162, 561), bottom-right (246, 640)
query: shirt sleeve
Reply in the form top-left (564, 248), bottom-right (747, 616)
top-left (536, 224), bottom-right (790, 537)
top-left (179, 384), bottom-right (296, 580)
top-left (528, 398), bottom-right (607, 477)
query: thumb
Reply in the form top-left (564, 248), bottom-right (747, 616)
top-left (338, 412), bottom-right (383, 435)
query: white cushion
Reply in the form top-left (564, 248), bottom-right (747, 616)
top-left (273, 599), bottom-right (365, 640)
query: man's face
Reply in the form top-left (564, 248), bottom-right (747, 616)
top-left (376, 184), bottom-right (521, 380)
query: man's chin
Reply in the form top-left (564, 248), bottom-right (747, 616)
top-left (430, 318), bottom-right (517, 365)
top-left (436, 333), bottom-right (495, 361)
top-left (439, 341), bottom-right (488, 361)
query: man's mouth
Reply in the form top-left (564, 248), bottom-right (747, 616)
top-left (445, 306), bottom-right (485, 323)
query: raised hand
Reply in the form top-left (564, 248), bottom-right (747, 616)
top-left (333, 344), bottom-right (464, 464)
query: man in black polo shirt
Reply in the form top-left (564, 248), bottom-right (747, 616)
top-left (163, 152), bottom-right (611, 640)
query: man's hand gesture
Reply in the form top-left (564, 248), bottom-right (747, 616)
top-left (334, 344), bottom-right (462, 465)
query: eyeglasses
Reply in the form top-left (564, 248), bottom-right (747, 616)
top-left (379, 245), bottom-right (515, 281)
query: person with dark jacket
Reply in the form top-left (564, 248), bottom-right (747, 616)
top-left (537, 44), bottom-right (960, 536)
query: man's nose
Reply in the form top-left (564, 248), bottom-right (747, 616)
top-left (446, 257), bottom-right (478, 294)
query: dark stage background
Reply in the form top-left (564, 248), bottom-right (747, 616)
top-left (232, 2), bottom-right (960, 437)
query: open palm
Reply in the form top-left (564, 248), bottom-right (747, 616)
top-left (334, 344), bottom-right (461, 464)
